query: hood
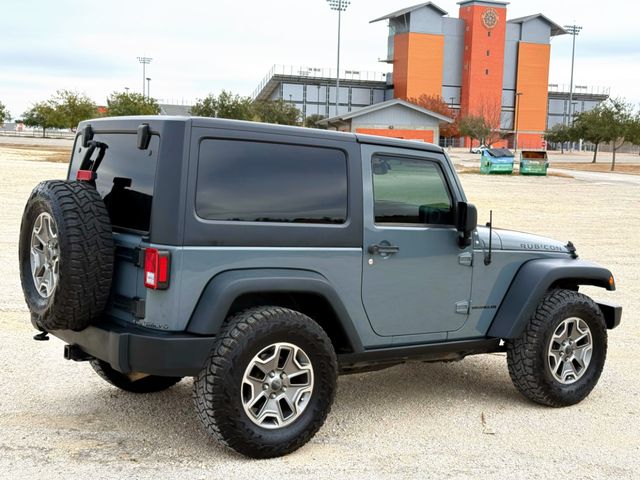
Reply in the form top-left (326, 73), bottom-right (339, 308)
top-left (476, 227), bottom-right (572, 254)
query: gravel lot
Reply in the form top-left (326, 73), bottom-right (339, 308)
top-left (0, 146), bottom-right (638, 479)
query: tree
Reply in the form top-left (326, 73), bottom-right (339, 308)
top-left (190, 94), bottom-right (216, 117)
top-left (544, 123), bottom-right (576, 154)
top-left (573, 107), bottom-right (609, 163)
top-left (191, 90), bottom-right (253, 120)
top-left (105, 92), bottom-right (160, 116)
top-left (252, 99), bottom-right (300, 125)
top-left (22, 101), bottom-right (65, 137)
top-left (598, 98), bottom-right (635, 170)
top-left (304, 114), bottom-right (327, 129)
top-left (475, 97), bottom-right (504, 147)
top-left (53, 90), bottom-right (98, 129)
top-left (410, 94), bottom-right (458, 138)
top-left (0, 101), bottom-right (9, 126)
top-left (627, 113), bottom-right (640, 156)
top-left (459, 115), bottom-right (490, 151)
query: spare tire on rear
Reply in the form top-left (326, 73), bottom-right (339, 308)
top-left (19, 180), bottom-right (114, 331)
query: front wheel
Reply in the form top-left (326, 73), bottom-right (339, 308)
top-left (193, 306), bottom-right (337, 458)
top-left (506, 289), bottom-right (607, 407)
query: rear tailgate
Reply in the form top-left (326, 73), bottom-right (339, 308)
top-left (68, 129), bottom-right (160, 324)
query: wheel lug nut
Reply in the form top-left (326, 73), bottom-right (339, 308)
top-left (280, 373), bottom-right (286, 379)
top-left (262, 384), bottom-right (268, 390)
top-left (282, 386), bottom-right (287, 392)
top-left (269, 371), bottom-right (275, 378)
top-left (270, 393), bottom-right (276, 399)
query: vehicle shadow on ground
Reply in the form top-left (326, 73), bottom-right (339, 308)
top-left (56, 355), bottom-right (530, 462)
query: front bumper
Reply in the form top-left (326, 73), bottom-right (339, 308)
top-left (50, 320), bottom-right (215, 376)
top-left (597, 301), bottom-right (622, 330)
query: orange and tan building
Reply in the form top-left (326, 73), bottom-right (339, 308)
top-left (372, 1), bottom-right (567, 149)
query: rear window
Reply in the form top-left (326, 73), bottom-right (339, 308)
top-left (69, 133), bottom-right (159, 232)
top-left (196, 139), bottom-right (348, 224)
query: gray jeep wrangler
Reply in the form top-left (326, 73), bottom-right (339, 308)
top-left (19, 116), bottom-right (621, 458)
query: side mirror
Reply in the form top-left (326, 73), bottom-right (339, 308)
top-left (456, 202), bottom-right (477, 247)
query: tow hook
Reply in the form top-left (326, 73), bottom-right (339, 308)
top-left (33, 331), bottom-right (49, 341)
top-left (64, 344), bottom-right (94, 362)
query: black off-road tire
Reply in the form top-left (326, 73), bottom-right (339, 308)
top-left (506, 289), bottom-right (607, 407)
top-left (19, 180), bottom-right (114, 331)
top-left (90, 360), bottom-right (182, 393)
top-left (193, 306), bottom-right (338, 459)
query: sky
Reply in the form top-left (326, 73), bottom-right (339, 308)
top-left (1, 0), bottom-right (639, 118)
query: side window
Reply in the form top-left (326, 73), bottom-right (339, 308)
top-left (196, 139), bottom-right (348, 224)
top-left (371, 156), bottom-right (454, 225)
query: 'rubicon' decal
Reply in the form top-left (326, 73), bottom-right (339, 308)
top-left (520, 243), bottom-right (564, 251)
top-left (472, 305), bottom-right (497, 310)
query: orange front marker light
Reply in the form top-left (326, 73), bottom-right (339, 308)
top-left (609, 275), bottom-right (615, 289)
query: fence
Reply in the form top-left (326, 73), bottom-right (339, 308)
top-left (0, 130), bottom-right (75, 140)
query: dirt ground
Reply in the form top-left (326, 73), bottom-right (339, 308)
top-left (0, 144), bottom-right (71, 164)
top-left (548, 162), bottom-right (640, 175)
top-left (0, 144), bottom-right (638, 479)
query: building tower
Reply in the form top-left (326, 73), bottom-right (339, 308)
top-left (372, 1), bottom-right (567, 149)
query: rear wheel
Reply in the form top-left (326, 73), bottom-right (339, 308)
top-left (90, 360), bottom-right (182, 393)
top-left (506, 289), bottom-right (607, 407)
top-left (193, 306), bottom-right (337, 458)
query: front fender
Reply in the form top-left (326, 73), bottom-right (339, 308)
top-left (487, 258), bottom-right (615, 339)
top-left (185, 268), bottom-right (363, 351)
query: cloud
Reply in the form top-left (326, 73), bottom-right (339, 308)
top-left (1, 0), bottom-right (638, 115)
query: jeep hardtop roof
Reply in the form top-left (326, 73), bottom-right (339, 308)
top-left (77, 116), bottom-right (445, 154)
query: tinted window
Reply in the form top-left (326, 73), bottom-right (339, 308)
top-left (372, 156), bottom-right (453, 225)
top-left (196, 139), bottom-right (348, 224)
top-left (69, 133), bottom-right (159, 232)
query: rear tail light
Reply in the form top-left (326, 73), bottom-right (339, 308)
top-left (143, 248), bottom-right (170, 290)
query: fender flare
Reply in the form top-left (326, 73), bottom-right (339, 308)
top-left (186, 268), bottom-right (363, 351)
top-left (487, 258), bottom-right (615, 339)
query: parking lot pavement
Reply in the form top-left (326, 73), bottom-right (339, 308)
top-left (0, 155), bottom-right (638, 479)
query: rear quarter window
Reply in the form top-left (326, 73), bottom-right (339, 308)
top-left (196, 139), bottom-right (348, 224)
top-left (69, 133), bottom-right (159, 232)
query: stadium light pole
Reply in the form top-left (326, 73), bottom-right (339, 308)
top-left (137, 56), bottom-right (153, 97)
top-left (564, 24), bottom-right (582, 125)
top-left (146, 78), bottom-right (151, 101)
top-left (326, 0), bottom-right (350, 116)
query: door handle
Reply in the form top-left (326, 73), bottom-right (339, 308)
top-left (368, 243), bottom-right (400, 255)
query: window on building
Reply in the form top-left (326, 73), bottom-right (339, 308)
top-left (371, 156), bottom-right (453, 226)
top-left (488, 30), bottom-right (492, 37)
top-left (196, 139), bottom-right (348, 224)
top-left (485, 69), bottom-right (489, 75)
top-left (486, 50), bottom-right (490, 56)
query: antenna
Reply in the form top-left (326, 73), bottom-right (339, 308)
top-left (484, 210), bottom-right (493, 266)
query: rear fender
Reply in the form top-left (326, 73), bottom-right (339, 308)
top-left (186, 269), bottom-right (363, 351)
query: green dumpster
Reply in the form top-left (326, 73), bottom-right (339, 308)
top-left (519, 150), bottom-right (549, 176)
top-left (480, 148), bottom-right (514, 174)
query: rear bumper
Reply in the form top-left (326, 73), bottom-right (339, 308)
top-left (50, 320), bottom-right (215, 376)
